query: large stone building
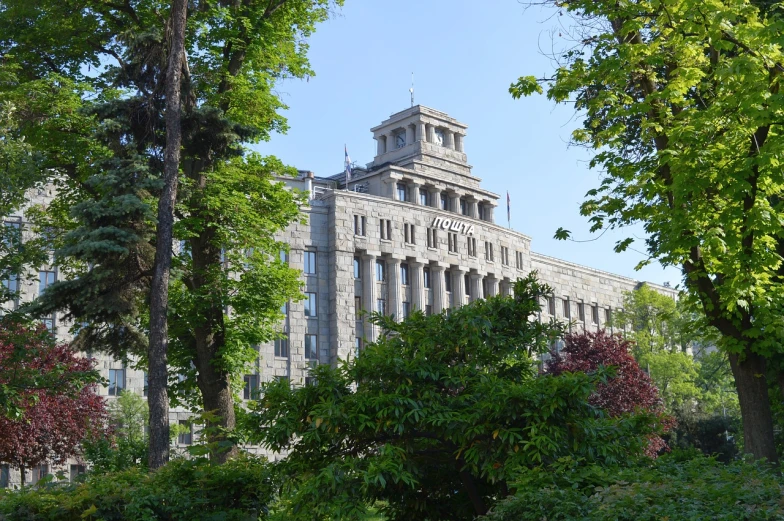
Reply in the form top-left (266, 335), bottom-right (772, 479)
top-left (0, 105), bottom-right (675, 487)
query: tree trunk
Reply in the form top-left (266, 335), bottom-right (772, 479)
top-left (728, 348), bottom-right (778, 464)
top-left (195, 342), bottom-right (238, 464)
top-left (147, 0), bottom-right (187, 471)
top-left (19, 465), bottom-right (25, 488)
top-left (457, 460), bottom-right (487, 516)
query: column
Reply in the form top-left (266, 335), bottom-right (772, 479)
top-left (431, 265), bottom-right (446, 313)
top-left (410, 261), bottom-right (424, 311)
top-left (469, 273), bottom-right (482, 303)
top-left (468, 199), bottom-right (478, 218)
top-left (361, 253), bottom-right (377, 342)
top-left (429, 187), bottom-right (441, 208)
top-left (455, 133), bottom-right (465, 152)
top-left (445, 129), bottom-right (455, 150)
top-left (411, 183), bottom-right (421, 205)
top-left (417, 121), bottom-right (427, 142)
top-left (388, 257), bottom-right (401, 321)
top-left (405, 125), bottom-right (415, 146)
top-left (387, 131), bottom-right (396, 152)
top-left (486, 276), bottom-right (498, 297)
top-left (427, 124), bottom-right (435, 143)
top-left (452, 268), bottom-right (466, 308)
top-left (385, 178), bottom-right (398, 199)
top-left (487, 204), bottom-right (496, 223)
top-left (376, 137), bottom-right (384, 156)
top-left (449, 193), bottom-right (461, 213)
top-left (500, 278), bottom-right (513, 297)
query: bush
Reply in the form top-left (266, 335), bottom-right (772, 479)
top-left (0, 456), bottom-right (276, 521)
top-left (482, 453), bottom-right (784, 521)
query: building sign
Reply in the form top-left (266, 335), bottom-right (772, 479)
top-left (431, 216), bottom-right (475, 236)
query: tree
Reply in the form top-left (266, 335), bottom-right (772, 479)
top-left (511, 0), bottom-right (784, 462)
top-left (546, 330), bottom-right (674, 456)
top-left (0, 0), bottom-right (338, 463)
top-left (245, 275), bottom-right (662, 520)
top-left (0, 321), bottom-right (107, 485)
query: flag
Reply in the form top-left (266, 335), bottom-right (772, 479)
top-left (507, 191), bottom-right (511, 225)
top-left (344, 145), bottom-right (352, 186)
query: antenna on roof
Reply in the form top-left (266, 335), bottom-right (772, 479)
top-left (410, 72), bottom-right (415, 107)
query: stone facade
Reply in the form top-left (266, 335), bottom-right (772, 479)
top-left (0, 105), bottom-right (675, 487)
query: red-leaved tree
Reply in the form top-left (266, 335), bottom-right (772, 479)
top-left (0, 321), bottom-right (108, 484)
top-left (546, 330), bottom-right (674, 456)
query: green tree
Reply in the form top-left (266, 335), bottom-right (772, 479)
top-left (0, 0), bottom-right (338, 464)
top-left (512, 0), bottom-right (784, 462)
top-left (245, 274), bottom-right (663, 520)
top-left (82, 391), bottom-right (149, 475)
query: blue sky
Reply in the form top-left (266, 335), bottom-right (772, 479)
top-left (253, 0), bottom-right (682, 287)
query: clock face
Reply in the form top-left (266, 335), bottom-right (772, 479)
top-left (434, 129), bottom-right (445, 146)
top-left (396, 133), bottom-right (406, 148)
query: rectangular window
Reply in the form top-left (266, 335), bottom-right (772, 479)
top-left (375, 260), bottom-right (386, 281)
top-left (427, 228), bottom-right (438, 248)
top-left (354, 256), bottom-right (361, 278)
top-left (440, 193), bottom-right (448, 210)
top-left (32, 465), bottom-right (49, 485)
top-left (423, 267), bottom-right (431, 288)
top-left (460, 198), bottom-right (468, 215)
top-left (478, 204), bottom-right (485, 221)
top-left (39, 270), bottom-right (56, 297)
top-left (305, 377), bottom-right (316, 387)
top-left (501, 246), bottom-right (509, 266)
top-left (279, 249), bottom-right (289, 263)
top-left (379, 219), bottom-right (392, 240)
top-left (376, 298), bottom-right (386, 315)
top-left (448, 232), bottom-right (458, 253)
top-left (402, 302), bottom-right (411, 319)
top-left (397, 183), bottom-right (408, 202)
top-left (42, 313), bottom-right (56, 335)
top-left (281, 301), bottom-right (288, 316)
top-left (355, 296), bottom-right (363, 319)
top-left (482, 278), bottom-right (488, 298)
top-left (401, 263), bottom-right (410, 285)
top-left (578, 302), bottom-right (586, 322)
top-left (605, 308), bottom-right (612, 325)
top-left (69, 464), bottom-right (86, 483)
top-left (0, 465), bottom-right (8, 488)
top-left (420, 191), bottom-right (429, 206)
top-left (464, 274), bottom-right (471, 296)
top-left (355, 337), bottom-right (362, 357)
top-left (548, 296), bottom-right (556, 315)
top-left (445, 272), bottom-right (452, 293)
top-left (108, 368), bottom-right (125, 396)
top-left (304, 250), bottom-right (317, 274)
top-left (274, 335), bottom-right (289, 357)
top-left (562, 298), bottom-right (571, 319)
top-left (354, 215), bottom-right (367, 236)
top-left (243, 374), bottom-right (259, 400)
top-left (425, 305), bottom-right (433, 316)
top-left (404, 223), bottom-right (416, 244)
top-left (515, 251), bottom-right (524, 269)
top-left (305, 334), bottom-right (318, 360)
top-left (178, 420), bottom-right (192, 445)
top-left (304, 292), bottom-right (317, 317)
top-left (592, 304), bottom-right (600, 324)
top-left (484, 242), bottom-right (494, 262)
top-left (467, 237), bottom-right (476, 257)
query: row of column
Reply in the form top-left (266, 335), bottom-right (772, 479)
top-left (359, 253), bottom-right (512, 341)
top-left (376, 123), bottom-right (466, 155)
top-left (383, 177), bottom-right (496, 223)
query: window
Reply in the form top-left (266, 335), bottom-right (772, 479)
top-left (484, 241), bottom-right (494, 262)
top-left (69, 464), bottom-right (86, 483)
top-left (279, 249), bottom-right (288, 263)
top-left (478, 203), bottom-right (485, 221)
top-left (578, 302), bottom-right (586, 322)
top-left (281, 301), bottom-right (288, 316)
top-left (445, 272), bottom-right (452, 293)
top-left (448, 232), bottom-right (458, 253)
top-left (400, 263), bottom-right (410, 285)
top-left (379, 219), bottom-right (392, 240)
top-left (304, 292), bottom-right (317, 317)
top-left (39, 269), bottom-right (56, 297)
top-left (440, 193), bottom-right (448, 210)
top-left (304, 250), bottom-right (317, 274)
top-left (420, 191), bottom-right (429, 206)
top-left (397, 183), bottom-right (408, 201)
top-left (275, 335), bottom-right (289, 357)
top-left (355, 296), bottom-right (363, 319)
top-left (355, 337), bottom-right (362, 357)
top-left (605, 308), bottom-right (612, 325)
top-left (376, 298), bottom-right (386, 315)
top-left (0, 465), bottom-right (8, 488)
top-left (464, 274), bottom-right (471, 296)
top-left (305, 334), bottom-right (318, 359)
top-left (515, 251), bottom-right (524, 269)
top-left (32, 465), bottom-right (49, 485)
top-left (375, 260), bottom-right (386, 281)
top-left (276, 375), bottom-right (290, 386)
top-left (108, 368), bottom-right (125, 396)
top-left (305, 377), bottom-right (316, 387)
top-left (460, 198), bottom-right (468, 215)
top-left (143, 372), bottom-right (148, 397)
top-left (42, 313), bottom-right (56, 335)
top-left (427, 228), bottom-right (438, 248)
top-left (425, 305), bottom-right (433, 316)
top-left (353, 256), bottom-right (361, 278)
top-left (404, 223), bottom-right (416, 244)
top-left (562, 298), bottom-right (571, 319)
top-left (466, 237), bottom-right (476, 257)
top-left (592, 304), bottom-right (600, 324)
top-left (178, 420), bottom-right (192, 445)
top-left (482, 278), bottom-right (489, 298)
top-left (402, 302), bottom-right (411, 319)
top-left (2, 273), bottom-right (19, 309)
top-left (243, 374), bottom-right (259, 400)
top-left (501, 246), bottom-right (509, 266)
top-left (548, 296), bottom-right (556, 315)
top-left (353, 215), bottom-right (367, 236)
top-left (423, 267), bottom-right (431, 288)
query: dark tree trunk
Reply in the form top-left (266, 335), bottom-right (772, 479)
top-left (147, 0), bottom-right (187, 471)
top-left (457, 460), bottom-right (487, 516)
top-left (729, 348), bottom-right (778, 464)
